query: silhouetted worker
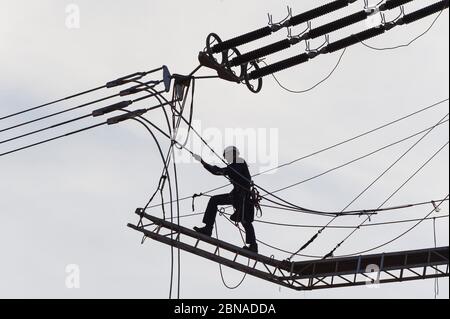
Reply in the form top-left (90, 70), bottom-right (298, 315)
top-left (193, 146), bottom-right (258, 253)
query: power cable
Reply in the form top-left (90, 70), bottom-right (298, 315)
top-left (0, 67), bottom-right (166, 121)
top-left (0, 94), bottom-right (120, 134)
top-left (260, 197), bottom-right (449, 217)
top-left (0, 98), bottom-right (179, 158)
top-left (210, 0), bottom-right (360, 54)
top-left (337, 194), bottom-right (449, 257)
top-left (140, 75), bottom-right (198, 299)
top-left (248, 0), bottom-right (449, 80)
top-left (0, 86), bottom-right (105, 122)
top-left (214, 221), bottom-right (248, 290)
top-left (143, 115), bottom-right (449, 217)
top-left (323, 142), bottom-right (449, 259)
top-left (224, 197), bottom-right (449, 260)
top-left (289, 112), bottom-right (448, 258)
top-left (168, 208), bottom-right (449, 229)
top-left (255, 213), bottom-right (449, 229)
top-left (121, 114), bottom-right (176, 299)
top-left (0, 93), bottom-right (171, 146)
top-left (144, 114), bottom-right (448, 218)
top-left (361, 0), bottom-right (448, 50)
top-left (265, 48), bottom-right (346, 94)
top-left (268, 117), bottom-right (448, 196)
top-left (226, 0), bottom-right (415, 68)
top-left (254, 98), bottom-right (448, 177)
top-left (0, 122), bottom-right (106, 158)
top-left (144, 98), bottom-right (449, 210)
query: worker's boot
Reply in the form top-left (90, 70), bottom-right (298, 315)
top-left (243, 243), bottom-right (258, 253)
top-left (193, 225), bottom-right (213, 237)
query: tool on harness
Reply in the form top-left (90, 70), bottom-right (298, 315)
top-left (250, 185), bottom-right (263, 218)
top-left (228, 186), bottom-right (263, 224)
top-left (192, 193), bottom-right (204, 212)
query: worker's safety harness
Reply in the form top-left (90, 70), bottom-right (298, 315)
top-left (191, 185), bottom-right (263, 219)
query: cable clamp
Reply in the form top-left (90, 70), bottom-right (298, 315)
top-left (365, 6), bottom-right (380, 16)
top-left (268, 6), bottom-right (293, 32)
top-left (432, 201), bottom-right (441, 213)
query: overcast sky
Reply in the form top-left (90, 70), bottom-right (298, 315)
top-left (0, 0), bottom-right (449, 299)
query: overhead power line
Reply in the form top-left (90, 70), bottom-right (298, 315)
top-left (0, 66), bottom-right (170, 122)
top-left (0, 84), bottom-right (169, 135)
top-left (263, 116), bottom-right (449, 198)
top-left (0, 99), bottom-right (178, 158)
top-left (227, 1), bottom-right (408, 69)
top-left (361, 1), bottom-right (447, 50)
top-left (0, 93), bottom-right (120, 134)
top-left (0, 91), bottom-right (169, 146)
top-left (339, 194), bottom-right (450, 257)
top-left (210, 1), bottom-right (418, 55)
top-left (262, 48), bottom-right (347, 94)
top-left (255, 98), bottom-right (449, 177)
top-left (210, 0), bottom-right (360, 54)
top-left (224, 195), bottom-right (449, 260)
top-left (287, 112), bottom-right (448, 257)
top-left (247, 0), bottom-right (449, 80)
top-left (145, 98), bottom-right (449, 210)
top-left (141, 89), bottom-right (450, 219)
top-left (166, 208), bottom-right (450, 229)
top-left (256, 214), bottom-right (449, 229)
top-left (323, 142), bottom-right (450, 259)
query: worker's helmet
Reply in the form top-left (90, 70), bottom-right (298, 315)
top-left (223, 146), bottom-right (240, 158)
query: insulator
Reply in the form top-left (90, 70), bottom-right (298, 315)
top-left (380, 0), bottom-right (414, 11)
top-left (325, 26), bottom-right (386, 53)
top-left (231, 39), bottom-right (291, 66)
top-left (212, 27), bottom-right (272, 53)
top-left (92, 100), bottom-right (133, 117)
top-left (289, 0), bottom-right (355, 27)
top-left (249, 53), bottom-right (309, 79)
top-left (309, 10), bottom-right (369, 39)
top-left (401, 0), bottom-right (449, 25)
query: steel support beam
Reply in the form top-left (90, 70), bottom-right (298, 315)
top-left (128, 213), bottom-right (450, 291)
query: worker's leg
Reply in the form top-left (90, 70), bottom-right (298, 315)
top-left (242, 221), bottom-right (257, 248)
top-left (202, 193), bottom-right (232, 227)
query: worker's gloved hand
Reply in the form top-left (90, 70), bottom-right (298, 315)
top-left (192, 154), bottom-right (202, 162)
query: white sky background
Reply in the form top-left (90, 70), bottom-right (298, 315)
top-left (0, 0), bottom-right (449, 299)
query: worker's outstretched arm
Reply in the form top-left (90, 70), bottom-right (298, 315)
top-left (193, 154), bottom-right (227, 176)
top-left (201, 160), bottom-right (227, 176)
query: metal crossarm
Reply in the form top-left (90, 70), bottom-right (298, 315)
top-left (128, 212), bottom-right (294, 289)
top-left (128, 212), bottom-right (449, 291)
top-left (281, 247), bottom-right (449, 290)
